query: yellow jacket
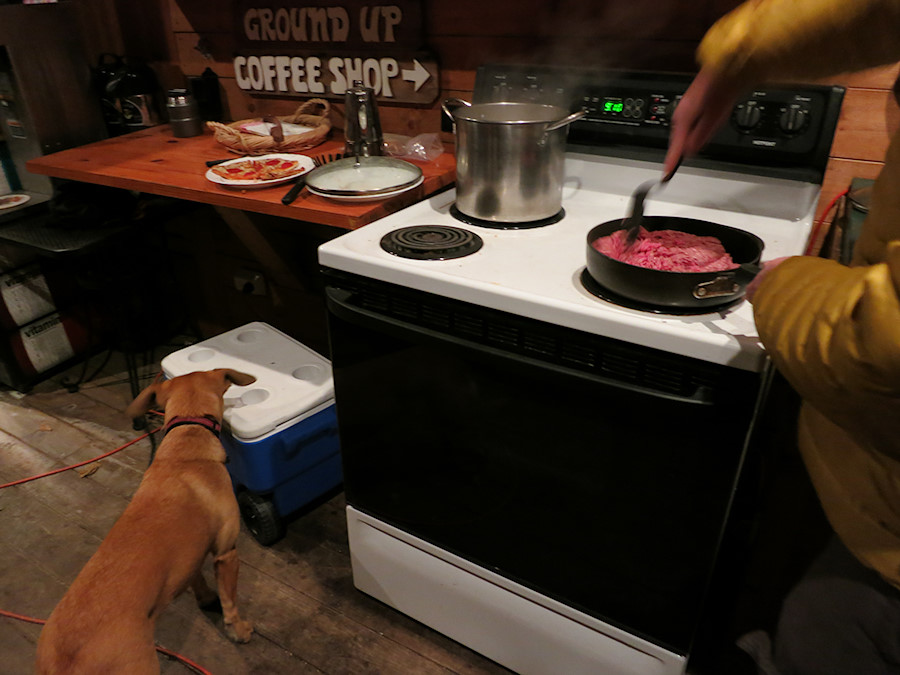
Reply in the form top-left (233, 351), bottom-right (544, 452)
top-left (700, 0), bottom-right (900, 588)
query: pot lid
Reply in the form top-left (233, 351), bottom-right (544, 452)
top-left (305, 156), bottom-right (423, 196)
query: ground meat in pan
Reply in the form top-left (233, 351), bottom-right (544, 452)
top-left (592, 226), bottom-right (739, 272)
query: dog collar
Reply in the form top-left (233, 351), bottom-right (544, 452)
top-left (163, 416), bottom-right (222, 438)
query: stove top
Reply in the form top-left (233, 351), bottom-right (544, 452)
top-left (320, 153), bottom-right (822, 372)
top-left (319, 67), bottom-right (844, 373)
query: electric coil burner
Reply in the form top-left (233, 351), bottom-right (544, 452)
top-left (450, 204), bottom-right (565, 229)
top-left (380, 225), bottom-right (483, 260)
top-left (319, 65), bottom-right (846, 675)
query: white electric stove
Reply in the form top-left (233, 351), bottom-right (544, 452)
top-left (318, 66), bottom-right (845, 675)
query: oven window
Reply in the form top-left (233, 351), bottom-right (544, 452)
top-left (326, 274), bottom-right (761, 655)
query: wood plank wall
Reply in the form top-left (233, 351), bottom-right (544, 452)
top-left (817, 65), bottom-right (900, 217)
top-left (162, 0), bottom-right (710, 143)
top-left (83, 0), bottom-right (898, 233)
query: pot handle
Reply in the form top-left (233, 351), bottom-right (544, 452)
top-left (544, 107), bottom-right (588, 132)
top-left (691, 262), bottom-right (762, 299)
top-left (441, 97), bottom-right (471, 121)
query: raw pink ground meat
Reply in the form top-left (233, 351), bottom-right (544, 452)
top-left (592, 227), bottom-right (739, 272)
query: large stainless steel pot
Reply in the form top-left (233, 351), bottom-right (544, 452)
top-left (442, 99), bottom-right (586, 223)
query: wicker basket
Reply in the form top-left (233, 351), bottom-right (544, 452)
top-left (207, 99), bottom-right (332, 156)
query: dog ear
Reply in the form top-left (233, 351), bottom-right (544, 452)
top-left (125, 383), bottom-right (159, 419)
top-left (221, 369), bottom-right (256, 387)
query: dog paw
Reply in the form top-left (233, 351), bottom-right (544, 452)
top-left (225, 619), bottom-right (253, 643)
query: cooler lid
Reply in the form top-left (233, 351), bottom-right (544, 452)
top-left (160, 322), bottom-right (333, 439)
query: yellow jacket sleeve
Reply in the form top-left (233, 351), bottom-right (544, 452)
top-left (752, 247), bottom-right (900, 453)
top-left (699, 0), bottom-right (900, 86)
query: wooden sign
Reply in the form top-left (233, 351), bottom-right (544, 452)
top-left (233, 1), bottom-right (439, 104)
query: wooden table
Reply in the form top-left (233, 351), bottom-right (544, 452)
top-left (25, 125), bottom-right (457, 231)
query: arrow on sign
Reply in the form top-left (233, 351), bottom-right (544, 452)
top-left (401, 59), bottom-right (431, 91)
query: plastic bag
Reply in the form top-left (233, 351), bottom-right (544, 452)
top-left (383, 133), bottom-right (444, 162)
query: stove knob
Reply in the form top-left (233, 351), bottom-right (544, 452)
top-left (779, 106), bottom-right (808, 134)
top-left (734, 102), bottom-right (761, 131)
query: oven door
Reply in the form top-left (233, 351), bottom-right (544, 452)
top-left (324, 269), bottom-right (764, 657)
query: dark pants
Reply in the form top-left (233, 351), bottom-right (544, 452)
top-left (773, 537), bottom-right (900, 675)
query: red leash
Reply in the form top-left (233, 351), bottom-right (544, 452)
top-left (805, 188), bottom-right (849, 256)
top-left (0, 429), bottom-right (159, 490)
top-left (0, 409), bottom-right (165, 490)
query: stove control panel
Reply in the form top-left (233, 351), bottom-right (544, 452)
top-left (472, 64), bottom-right (845, 179)
top-left (578, 88), bottom-right (680, 127)
top-left (574, 84), bottom-right (833, 154)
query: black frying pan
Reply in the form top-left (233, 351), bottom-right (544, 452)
top-left (586, 216), bottom-right (763, 310)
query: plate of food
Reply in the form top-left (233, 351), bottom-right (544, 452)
top-left (205, 153), bottom-right (316, 188)
top-left (0, 194), bottom-right (30, 210)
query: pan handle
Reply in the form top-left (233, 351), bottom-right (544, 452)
top-left (691, 263), bottom-right (761, 299)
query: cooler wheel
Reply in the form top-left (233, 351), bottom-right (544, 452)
top-left (238, 491), bottom-right (285, 545)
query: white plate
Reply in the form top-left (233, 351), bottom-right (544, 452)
top-left (205, 153), bottom-right (316, 188)
top-left (307, 176), bottom-right (424, 202)
top-left (0, 194), bottom-right (31, 210)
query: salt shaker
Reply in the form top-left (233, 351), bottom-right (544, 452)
top-left (166, 89), bottom-right (203, 138)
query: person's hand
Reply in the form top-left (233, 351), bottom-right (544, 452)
top-left (746, 256), bottom-right (792, 303)
top-left (663, 67), bottom-right (745, 177)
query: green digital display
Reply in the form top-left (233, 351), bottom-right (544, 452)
top-left (603, 98), bottom-right (624, 114)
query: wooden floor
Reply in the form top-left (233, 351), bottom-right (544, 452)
top-left (0, 346), bottom-right (511, 675)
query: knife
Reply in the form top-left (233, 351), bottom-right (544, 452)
top-left (206, 158), bottom-right (233, 167)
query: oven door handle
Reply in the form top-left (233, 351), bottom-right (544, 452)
top-left (326, 287), bottom-right (717, 406)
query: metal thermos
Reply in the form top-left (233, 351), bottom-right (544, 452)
top-left (344, 80), bottom-right (383, 157)
top-left (166, 89), bottom-right (203, 138)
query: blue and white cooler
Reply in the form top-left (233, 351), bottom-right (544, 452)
top-left (161, 322), bottom-right (341, 544)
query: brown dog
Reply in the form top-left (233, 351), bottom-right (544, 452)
top-left (35, 368), bottom-right (257, 674)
